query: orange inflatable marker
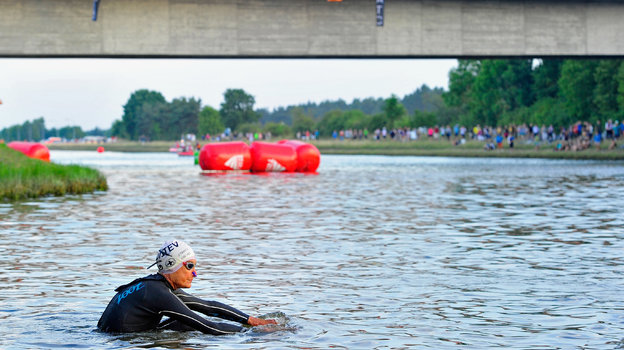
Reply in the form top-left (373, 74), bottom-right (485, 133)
top-left (199, 142), bottom-right (252, 171)
top-left (7, 142), bottom-right (50, 162)
top-left (277, 140), bottom-right (321, 172)
top-left (249, 141), bottom-right (297, 172)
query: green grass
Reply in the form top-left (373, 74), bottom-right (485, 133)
top-left (47, 141), bottom-right (172, 152)
top-left (46, 138), bottom-right (624, 160)
top-left (0, 143), bottom-right (108, 201)
top-left (311, 139), bottom-right (624, 160)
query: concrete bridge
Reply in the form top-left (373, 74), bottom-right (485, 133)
top-left (1, 0), bottom-right (623, 58)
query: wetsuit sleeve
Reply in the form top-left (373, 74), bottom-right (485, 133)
top-left (173, 289), bottom-right (250, 324)
top-left (155, 289), bottom-right (244, 335)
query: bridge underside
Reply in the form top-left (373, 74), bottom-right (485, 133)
top-left (1, 0), bottom-right (624, 58)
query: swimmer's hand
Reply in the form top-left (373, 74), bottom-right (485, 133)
top-left (247, 316), bottom-right (277, 326)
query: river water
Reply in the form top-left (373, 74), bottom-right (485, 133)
top-left (1, 151), bottom-right (623, 349)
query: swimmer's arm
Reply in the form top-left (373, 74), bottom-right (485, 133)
top-left (174, 289), bottom-right (249, 323)
top-left (174, 289), bottom-right (276, 325)
top-left (247, 315), bottom-right (277, 326)
top-left (157, 290), bottom-right (244, 335)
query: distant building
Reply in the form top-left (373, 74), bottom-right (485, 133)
top-left (83, 136), bottom-right (106, 143)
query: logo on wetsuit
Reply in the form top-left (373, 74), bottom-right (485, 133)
top-left (116, 282), bottom-right (144, 305)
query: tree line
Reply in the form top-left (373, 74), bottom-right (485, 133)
top-left (0, 117), bottom-right (103, 142)
top-left (443, 59), bottom-right (624, 129)
top-left (111, 88), bottom-right (261, 141)
top-left (104, 59), bottom-right (624, 140)
top-left (106, 86), bottom-right (445, 141)
top-left (4, 59), bottom-right (624, 143)
top-left (258, 85), bottom-right (444, 125)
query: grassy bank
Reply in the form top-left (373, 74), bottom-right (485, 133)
top-left (0, 144), bottom-right (108, 201)
top-left (47, 139), bottom-right (624, 160)
top-left (312, 139), bottom-right (624, 160)
top-left (48, 141), bottom-right (172, 152)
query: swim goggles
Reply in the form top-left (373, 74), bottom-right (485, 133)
top-left (182, 261), bottom-right (195, 270)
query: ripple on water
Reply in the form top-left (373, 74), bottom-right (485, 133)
top-left (0, 153), bottom-right (623, 348)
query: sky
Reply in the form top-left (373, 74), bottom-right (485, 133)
top-left (0, 58), bottom-right (457, 131)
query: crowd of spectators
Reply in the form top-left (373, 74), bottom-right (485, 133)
top-left (199, 119), bottom-right (624, 152)
top-left (324, 119), bottom-right (624, 151)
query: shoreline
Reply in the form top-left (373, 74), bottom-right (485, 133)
top-left (0, 144), bottom-right (108, 201)
top-left (46, 139), bottom-right (624, 161)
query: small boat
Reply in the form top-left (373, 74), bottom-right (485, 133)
top-left (177, 150), bottom-right (195, 157)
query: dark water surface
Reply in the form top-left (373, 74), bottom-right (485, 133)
top-left (1, 151), bottom-right (623, 349)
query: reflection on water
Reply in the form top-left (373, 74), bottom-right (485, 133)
top-left (1, 151), bottom-right (623, 349)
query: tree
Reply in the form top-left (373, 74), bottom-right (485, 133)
top-left (258, 107), bottom-right (292, 125)
top-left (593, 60), bottom-right (620, 118)
top-left (198, 106), bottom-right (224, 136)
top-left (30, 117), bottom-right (46, 141)
top-left (256, 86), bottom-right (445, 126)
top-left (111, 119), bottom-right (127, 139)
top-left (500, 59), bottom-right (534, 109)
top-left (263, 122), bottom-right (292, 137)
top-left (168, 97), bottom-right (201, 139)
top-left (435, 105), bottom-right (462, 127)
top-left (559, 60), bottom-right (598, 121)
top-left (132, 97), bottom-right (201, 140)
top-left (402, 85), bottom-right (445, 114)
top-left (444, 60), bottom-right (479, 109)
top-left (469, 59), bottom-right (533, 126)
top-left (120, 90), bottom-right (166, 140)
top-left (343, 110), bottom-right (371, 130)
top-left (533, 58), bottom-right (563, 100)
top-left (470, 60), bottom-right (505, 126)
top-left (85, 127), bottom-right (107, 136)
top-left (316, 110), bottom-right (344, 136)
top-left (383, 95), bottom-right (406, 128)
top-left (368, 113), bottom-right (387, 131)
top-left (443, 60), bottom-right (480, 126)
top-left (351, 97), bottom-right (384, 115)
top-left (237, 122), bottom-right (262, 135)
top-left (617, 62), bottom-right (624, 113)
top-left (0, 117), bottom-right (48, 142)
top-left (58, 126), bottom-right (85, 140)
top-left (137, 102), bottom-right (169, 140)
top-left (219, 89), bottom-right (260, 131)
top-left (527, 97), bottom-right (568, 128)
top-left (291, 108), bottom-right (316, 133)
top-left (5, 125), bottom-right (21, 141)
top-left (411, 110), bottom-right (437, 127)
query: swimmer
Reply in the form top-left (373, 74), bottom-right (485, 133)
top-left (97, 240), bottom-right (276, 335)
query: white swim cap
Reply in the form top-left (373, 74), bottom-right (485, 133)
top-left (147, 240), bottom-right (195, 274)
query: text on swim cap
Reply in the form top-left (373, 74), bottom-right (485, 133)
top-left (157, 241), bottom-right (179, 258)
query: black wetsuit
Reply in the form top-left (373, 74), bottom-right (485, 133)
top-left (97, 274), bottom-right (250, 335)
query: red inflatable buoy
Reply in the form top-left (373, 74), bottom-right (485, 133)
top-left (277, 140), bottom-right (321, 172)
top-left (199, 142), bottom-right (252, 171)
top-left (97, 146), bottom-right (105, 153)
top-left (249, 141), bottom-right (297, 172)
top-left (7, 142), bottom-right (50, 162)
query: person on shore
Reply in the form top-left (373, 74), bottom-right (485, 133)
top-left (98, 240), bottom-right (276, 335)
top-left (594, 122), bottom-right (602, 150)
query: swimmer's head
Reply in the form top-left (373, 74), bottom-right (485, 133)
top-left (147, 239), bottom-right (195, 274)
